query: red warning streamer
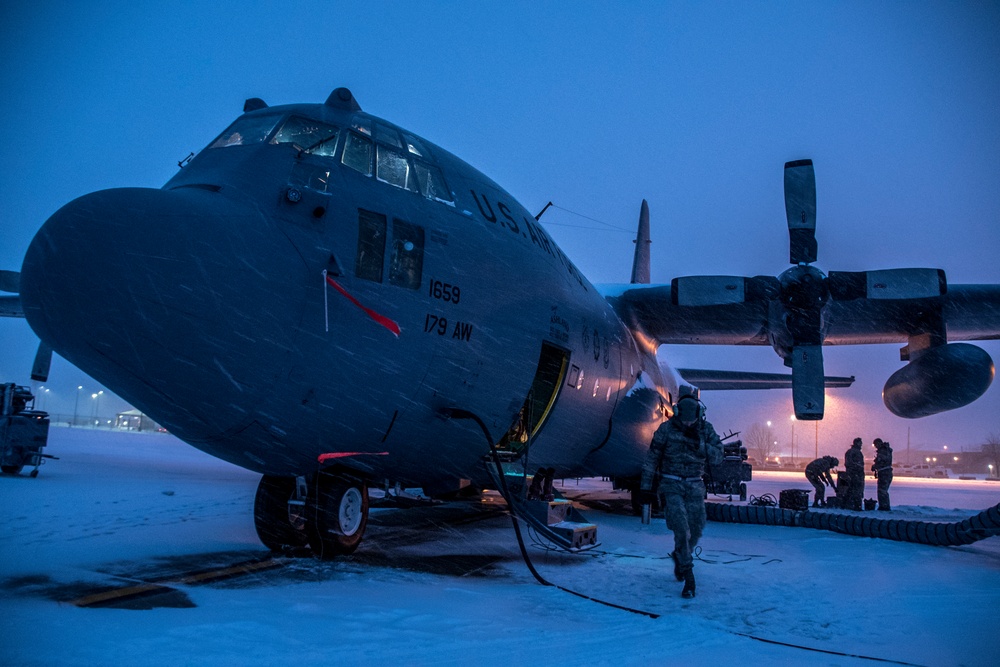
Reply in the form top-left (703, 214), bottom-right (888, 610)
top-left (325, 274), bottom-right (401, 337)
top-left (318, 451), bottom-right (389, 464)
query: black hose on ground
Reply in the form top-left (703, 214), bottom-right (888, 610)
top-left (705, 501), bottom-right (1000, 547)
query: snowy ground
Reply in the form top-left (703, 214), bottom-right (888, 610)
top-left (2, 428), bottom-right (999, 666)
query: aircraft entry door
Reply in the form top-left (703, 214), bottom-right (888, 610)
top-left (498, 342), bottom-right (568, 455)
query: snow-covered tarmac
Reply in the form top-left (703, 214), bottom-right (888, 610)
top-left (2, 427), bottom-right (999, 666)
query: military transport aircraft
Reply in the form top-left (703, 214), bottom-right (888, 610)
top-left (2, 88), bottom-right (999, 556)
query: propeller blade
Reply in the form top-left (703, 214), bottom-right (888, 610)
top-left (31, 342), bottom-right (53, 383)
top-left (671, 275), bottom-right (779, 306)
top-left (790, 344), bottom-right (825, 419)
top-left (828, 268), bottom-right (946, 301)
top-left (784, 159), bottom-right (817, 265)
top-left (0, 270), bottom-right (20, 293)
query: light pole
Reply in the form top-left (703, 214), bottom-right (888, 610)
top-left (95, 390), bottom-right (103, 428)
top-left (91, 393), bottom-right (98, 427)
top-left (814, 421), bottom-right (819, 460)
top-left (990, 464), bottom-right (995, 479)
top-left (790, 415), bottom-right (796, 465)
top-left (73, 385), bottom-right (83, 427)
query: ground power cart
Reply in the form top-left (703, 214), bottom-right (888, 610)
top-left (704, 435), bottom-right (752, 501)
top-left (1, 383), bottom-right (50, 477)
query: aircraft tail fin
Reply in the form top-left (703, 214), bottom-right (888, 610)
top-left (630, 200), bottom-right (651, 284)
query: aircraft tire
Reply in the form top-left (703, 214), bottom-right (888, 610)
top-left (254, 475), bottom-right (309, 552)
top-left (308, 474), bottom-right (369, 558)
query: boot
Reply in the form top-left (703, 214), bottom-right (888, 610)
top-left (527, 468), bottom-right (546, 501)
top-left (669, 552), bottom-right (683, 581)
top-left (542, 467), bottom-right (555, 501)
top-left (681, 568), bottom-right (696, 599)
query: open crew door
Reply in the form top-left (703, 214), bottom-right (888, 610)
top-left (497, 342), bottom-right (568, 455)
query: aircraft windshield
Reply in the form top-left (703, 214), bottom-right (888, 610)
top-left (209, 115), bottom-right (281, 148)
top-left (270, 116), bottom-right (340, 156)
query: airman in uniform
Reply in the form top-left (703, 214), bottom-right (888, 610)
top-left (804, 455), bottom-right (839, 507)
top-left (843, 437), bottom-right (865, 511)
top-left (639, 393), bottom-right (723, 599)
top-left (872, 438), bottom-right (893, 511)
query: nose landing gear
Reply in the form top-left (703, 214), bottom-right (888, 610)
top-left (253, 471), bottom-right (369, 558)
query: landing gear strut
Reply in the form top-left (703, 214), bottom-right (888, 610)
top-left (253, 471), bottom-right (369, 558)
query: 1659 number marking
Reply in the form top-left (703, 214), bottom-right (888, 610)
top-left (429, 279), bottom-right (461, 304)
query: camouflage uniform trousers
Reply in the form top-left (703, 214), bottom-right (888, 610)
top-left (806, 473), bottom-right (827, 504)
top-left (658, 477), bottom-right (706, 573)
top-left (876, 471), bottom-right (892, 510)
top-left (843, 473), bottom-right (865, 510)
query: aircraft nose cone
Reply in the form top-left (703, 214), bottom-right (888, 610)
top-left (20, 187), bottom-right (303, 440)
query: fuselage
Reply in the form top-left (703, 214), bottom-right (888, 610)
top-left (20, 89), bottom-right (671, 493)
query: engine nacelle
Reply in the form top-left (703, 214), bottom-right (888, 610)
top-left (883, 343), bottom-right (995, 418)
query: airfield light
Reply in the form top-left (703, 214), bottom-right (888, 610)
top-left (943, 445), bottom-right (949, 451)
top-left (954, 456), bottom-right (959, 462)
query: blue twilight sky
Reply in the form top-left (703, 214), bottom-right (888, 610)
top-left (1, 1), bottom-right (999, 457)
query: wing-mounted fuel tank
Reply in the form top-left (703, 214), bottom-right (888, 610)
top-left (883, 342), bottom-right (995, 418)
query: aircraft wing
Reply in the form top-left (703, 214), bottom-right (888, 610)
top-left (601, 283), bottom-right (1000, 346)
top-left (1, 270), bottom-right (23, 317)
top-left (0, 295), bottom-right (24, 318)
top-left (676, 369), bottom-right (855, 390)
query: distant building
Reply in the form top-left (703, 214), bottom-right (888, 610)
top-left (114, 409), bottom-right (161, 432)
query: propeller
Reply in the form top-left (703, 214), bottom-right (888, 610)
top-left (32, 342), bottom-right (53, 383)
top-left (1, 269), bottom-right (54, 382)
top-left (671, 159), bottom-right (946, 419)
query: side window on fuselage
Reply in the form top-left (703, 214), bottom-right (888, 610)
top-left (355, 210), bottom-right (386, 282)
top-left (389, 220), bottom-right (424, 290)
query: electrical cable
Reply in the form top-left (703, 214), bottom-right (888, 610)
top-left (730, 632), bottom-right (927, 666)
top-left (443, 407), bottom-right (661, 619)
top-left (748, 493), bottom-right (778, 507)
top-left (441, 407), bottom-right (935, 661)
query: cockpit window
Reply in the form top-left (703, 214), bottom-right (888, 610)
top-left (271, 116), bottom-right (340, 156)
top-left (342, 131), bottom-right (373, 175)
top-left (209, 115), bottom-right (281, 148)
top-left (403, 133), bottom-right (427, 157)
top-left (377, 145), bottom-right (418, 192)
top-left (413, 161), bottom-right (452, 203)
top-left (375, 124), bottom-right (403, 149)
top-left (340, 115), bottom-right (453, 205)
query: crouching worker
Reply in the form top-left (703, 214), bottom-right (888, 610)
top-left (804, 456), bottom-right (839, 507)
top-left (639, 391), bottom-right (723, 599)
